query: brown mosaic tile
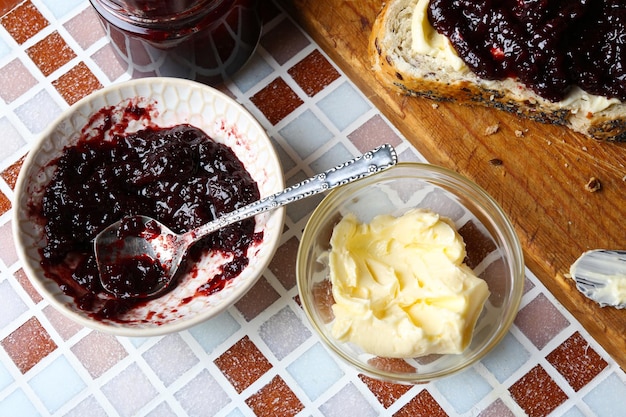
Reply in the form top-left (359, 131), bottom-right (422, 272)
top-left (480, 258), bottom-right (507, 307)
top-left (546, 331), bottom-right (608, 391)
top-left (235, 276), bottom-right (280, 321)
top-left (358, 374), bottom-right (412, 409)
top-left (105, 22), bottom-right (127, 56)
top-left (393, 389), bottom-right (448, 417)
top-left (458, 220), bottom-right (497, 269)
top-left (52, 62), bottom-right (103, 105)
top-left (260, 18), bottom-right (310, 65)
top-left (268, 236), bottom-right (299, 290)
top-left (0, 0), bottom-right (22, 16)
top-left (312, 279), bottom-right (334, 324)
top-left (245, 375), bottom-right (304, 417)
top-left (0, 190), bottom-right (10, 215)
top-left (14, 268), bottom-right (42, 303)
top-left (27, 31), bottom-right (76, 76)
top-left (250, 77), bottom-right (303, 125)
top-left (523, 275), bottom-right (536, 295)
top-left (477, 398), bottom-right (516, 417)
top-left (509, 364), bottom-right (568, 417)
top-left (1, 154), bottom-right (25, 189)
top-left (1, 316), bottom-right (57, 373)
top-left (0, 59), bottom-right (37, 103)
top-left (288, 49), bottom-right (340, 97)
top-left (292, 293), bottom-right (301, 307)
top-left (348, 114), bottom-right (403, 153)
top-left (71, 331), bottom-right (128, 378)
top-left (515, 293), bottom-right (570, 350)
top-left (214, 335), bottom-right (272, 393)
top-left (127, 36), bottom-right (153, 67)
top-left (368, 357), bottom-right (417, 374)
top-left (43, 305), bottom-right (83, 341)
top-left (0, 0), bottom-right (48, 44)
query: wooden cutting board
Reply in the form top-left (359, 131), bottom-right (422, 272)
top-left (279, 0), bottom-right (626, 369)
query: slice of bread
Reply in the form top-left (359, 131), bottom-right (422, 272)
top-left (369, 0), bottom-right (626, 141)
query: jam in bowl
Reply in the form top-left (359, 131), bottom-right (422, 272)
top-left (13, 78), bottom-right (285, 336)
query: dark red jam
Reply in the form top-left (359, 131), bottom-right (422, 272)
top-left (428, 0), bottom-right (626, 102)
top-left (97, 216), bottom-right (169, 299)
top-left (89, 0), bottom-right (261, 85)
top-left (100, 253), bottom-right (167, 299)
top-left (38, 123), bottom-right (260, 320)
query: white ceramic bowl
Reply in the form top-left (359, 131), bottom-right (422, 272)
top-left (13, 77), bottom-right (285, 336)
top-left (297, 163), bottom-right (524, 383)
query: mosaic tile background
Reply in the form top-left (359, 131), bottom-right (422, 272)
top-left (0, 1), bottom-right (624, 416)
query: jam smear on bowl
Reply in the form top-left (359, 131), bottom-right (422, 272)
top-left (428, 0), bottom-right (626, 102)
top-left (38, 121), bottom-right (261, 321)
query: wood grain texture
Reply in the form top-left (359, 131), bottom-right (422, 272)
top-left (278, 0), bottom-right (626, 369)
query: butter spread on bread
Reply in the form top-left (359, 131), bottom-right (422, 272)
top-left (370, 0), bottom-right (626, 141)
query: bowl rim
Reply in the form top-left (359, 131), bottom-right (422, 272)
top-left (12, 77), bottom-right (286, 337)
top-left (297, 162), bottom-right (524, 382)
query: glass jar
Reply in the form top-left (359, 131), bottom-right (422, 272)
top-left (89, 0), bottom-right (261, 85)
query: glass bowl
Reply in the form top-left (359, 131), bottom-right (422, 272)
top-left (297, 162), bottom-right (524, 383)
top-left (13, 77), bottom-right (285, 337)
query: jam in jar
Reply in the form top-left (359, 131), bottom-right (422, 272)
top-left (89, 0), bottom-right (261, 85)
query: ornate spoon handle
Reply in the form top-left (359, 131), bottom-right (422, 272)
top-left (188, 144), bottom-right (398, 240)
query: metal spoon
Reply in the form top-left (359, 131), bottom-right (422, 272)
top-left (94, 143), bottom-right (398, 299)
top-left (570, 249), bottom-right (626, 309)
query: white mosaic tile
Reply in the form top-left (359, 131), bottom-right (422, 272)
top-left (0, 117), bottom-right (26, 160)
top-left (584, 373), bottom-right (626, 416)
top-left (0, 388), bottom-right (40, 417)
top-left (28, 355), bottom-right (86, 413)
top-left (319, 383), bottom-right (378, 417)
top-left (174, 369), bottom-right (231, 416)
top-left (317, 82), bottom-right (371, 131)
top-left (434, 367), bottom-right (493, 414)
top-left (187, 311), bottom-right (241, 354)
top-left (0, 1), bottom-right (624, 416)
top-left (37, 0), bottom-right (85, 19)
top-left (101, 363), bottom-right (159, 416)
top-left (286, 342), bottom-right (344, 401)
top-left (14, 89), bottom-right (62, 134)
top-left (258, 306), bottom-right (311, 361)
top-left (143, 334), bottom-right (200, 387)
top-left (0, 279), bottom-right (28, 328)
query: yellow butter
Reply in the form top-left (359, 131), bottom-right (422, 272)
top-left (329, 208), bottom-right (490, 357)
top-left (411, 0), bottom-right (466, 71)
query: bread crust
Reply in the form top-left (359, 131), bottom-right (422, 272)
top-left (369, 0), bottom-right (626, 141)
